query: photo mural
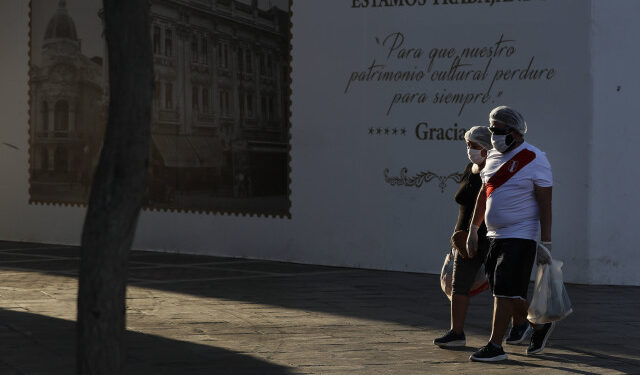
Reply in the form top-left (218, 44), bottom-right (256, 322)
top-left (286, 0), bottom-right (580, 272)
top-left (29, 0), bottom-right (291, 217)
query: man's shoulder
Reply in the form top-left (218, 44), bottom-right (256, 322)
top-left (521, 141), bottom-right (545, 155)
top-left (522, 142), bottom-right (551, 166)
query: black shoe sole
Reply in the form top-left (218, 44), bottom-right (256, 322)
top-left (434, 339), bottom-right (466, 347)
top-left (506, 325), bottom-right (533, 345)
top-left (527, 322), bottom-right (556, 355)
top-left (469, 353), bottom-right (508, 362)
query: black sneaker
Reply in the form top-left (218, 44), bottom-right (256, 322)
top-left (470, 342), bottom-right (508, 362)
top-left (433, 330), bottom-right (466, 347)
top-left (505, 322), bottom-right (532, 345)
top-left (526, 322), bottom-right (556, 355)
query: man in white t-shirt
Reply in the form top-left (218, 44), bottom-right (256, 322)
top-left (465, 106), bottom-right (554, 362)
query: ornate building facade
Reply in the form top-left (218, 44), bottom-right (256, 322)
top-left (30, 0), bottom-right (290, 214)
top-left (29, 0), bottom-right (106, 203)
top-left (147, 0), bottom-right (290, 212)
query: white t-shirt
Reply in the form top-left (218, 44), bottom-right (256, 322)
top-left (481, 141), bottom-right (552, 240)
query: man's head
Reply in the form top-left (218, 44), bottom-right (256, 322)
top-left (489, 106), bottom-right (526, 153)
top-left (489, 106), bottom-right (527, 135)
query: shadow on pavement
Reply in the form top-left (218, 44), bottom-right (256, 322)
top-left (1, 241), bottom-right (639, 374)
top-left (0, 307), bottom-right (296, 374)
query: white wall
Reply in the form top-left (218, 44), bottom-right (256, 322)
top-left (1, 0), bottom-right (637, 285)
top-left (587, 0), bottom-right (640, 285)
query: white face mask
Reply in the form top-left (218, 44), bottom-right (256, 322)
top-left (491, 134), bottom-right (514, 153)
top-left (467, 148), bottom-right (486, 164)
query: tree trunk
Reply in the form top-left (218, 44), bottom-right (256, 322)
top-left (77, 0), bottom-right (153, 373)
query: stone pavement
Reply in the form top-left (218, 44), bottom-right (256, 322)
top-left (0, 240), bottom-right (638, 374)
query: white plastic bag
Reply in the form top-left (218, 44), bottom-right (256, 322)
top-left (527, 245), bottom-right (573, 324)
top-left (440, 249), bottom-right (455, 298)
top-left (440, 248), bottom-right (489, 301)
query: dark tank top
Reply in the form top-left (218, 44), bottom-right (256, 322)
top-left (454, 163), bottom-right (488, 249)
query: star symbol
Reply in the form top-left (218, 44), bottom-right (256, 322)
top-left (392, 128), bottom-right (398, 135)
top-left (368, 128), bottom-right (375, 135)
top-left (401, 128), bottom-right (407, 135)
top-left (376, 128), bottom-right (382, 135)
top-left (384, 128), bottom-right (390, 135)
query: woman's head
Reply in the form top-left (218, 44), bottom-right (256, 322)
top-left (464, 126), bottom-right (492, 150)
top-left (464, 126), bottom-right (492, 166)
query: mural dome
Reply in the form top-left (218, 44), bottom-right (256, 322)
top-left (44, 0), bottom-right (77, 41)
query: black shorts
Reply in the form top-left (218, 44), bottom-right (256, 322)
top-left (485, 238), bottom-right (536, 300)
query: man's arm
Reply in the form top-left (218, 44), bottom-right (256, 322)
top-left (471, 184), bottom-right (487, 228)
top-left (534, 185), bottom-right (552, 264)
top-left (534, 185), bottom-right (552, 243)
top-left (466, 184), bottom-right (487, 258)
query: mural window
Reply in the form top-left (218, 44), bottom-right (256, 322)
top-left (219, 90), bottom-right (230, 117)
top-left (201, 37), bottom-right (208, 64)
top-left (238, 90), bottom-right (244, 115)
top-left (218, 43), bottom-right (229, 69)
top-left (261, 95), bottom-right (267, 119)
top-left (165, 83), bottom-right (173, 109)
top-left (153, 26), bottom-right (162, 55)
top-left (238, 48), bottom-right (244, 71)
top-left (54, 147), bottom-right (68, 173)
top-left (267, 54), bottom-right (273, 77)
top-left (259, 52), bottom-right (265, 75)
top-left (247, 94), bottom-right (254, 117)
top-left (245, 49), bottom-right (252, 73)
top-left (192, 86), bottom-right (199, 110)
top-left (191, 35), bottom-right (199, 63)
top-left (202, 88), bottom-right (209, 113)
top-left (154, 81), bottom-right (161, 106)
top-left (269, 96), bottom-right (275, 120)
top-left (40, 147), bottom-right (49, 172)
top-left (54, 100), bottom-right (69, 134)
top-left (164, 29), bottom-right (173, 57)
top-left (42, 101), bottom-right (49, 131)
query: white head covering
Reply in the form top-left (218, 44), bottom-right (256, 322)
top-left (489, 106), bottom-right (527, 134)
top-left (464, 126), bottom-right (492, 150)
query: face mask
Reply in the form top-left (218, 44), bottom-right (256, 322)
top-left (491, 134), bottom-right (514, 153)
top-left (467, 148), bottom-right (485, 164)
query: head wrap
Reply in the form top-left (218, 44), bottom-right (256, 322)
top-left (464, 126), bottom-right (492, 150)
top-left (489, 106), bottom-right (527, 134)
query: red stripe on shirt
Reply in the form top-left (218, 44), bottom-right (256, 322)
top-left (486, 149), bottom-right (536, 198)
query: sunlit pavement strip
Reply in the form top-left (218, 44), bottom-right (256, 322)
top-left (0, 241), bottom-right (638, 374)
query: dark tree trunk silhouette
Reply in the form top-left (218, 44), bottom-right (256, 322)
top-left (77, 0), bottom-right (153, 373)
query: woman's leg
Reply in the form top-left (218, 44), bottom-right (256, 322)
top-left (512, 298), bottom-right (529, 326)
top-left (451, 293), bottom-right (470, 333)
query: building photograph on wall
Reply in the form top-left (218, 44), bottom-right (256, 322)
top-left (29, 0), bottom-right (291, 217)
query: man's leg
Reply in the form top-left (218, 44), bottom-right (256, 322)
top-left (470, 296), bottom-right (510, 361)
top-left (490, 297), bottom-right (513, 346)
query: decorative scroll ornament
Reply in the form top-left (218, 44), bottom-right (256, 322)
top-left (384, 168), bottom-right (464, 192)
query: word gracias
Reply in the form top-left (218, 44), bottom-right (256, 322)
top-left (415, 122), bottom-right (466, 141)
top-left (352, 0), bottom-right (521, 8)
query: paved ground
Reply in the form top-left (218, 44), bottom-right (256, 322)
top-left (0, 240), bottom-right (638, 374)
